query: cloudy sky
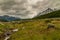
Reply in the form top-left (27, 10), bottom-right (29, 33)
top-left (0, 0), bottom-right (60, 19)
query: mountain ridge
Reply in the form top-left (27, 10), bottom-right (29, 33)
top-left (34, 10), bottom-right (60, 19)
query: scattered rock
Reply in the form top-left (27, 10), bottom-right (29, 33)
top-left (47, 23), bottom-right (55, 29)
top-left (4, 36), bottom-right (10, 40)
top-left (4, 31), bottom-right (12, 37)
top-left (12, 29), bottom-right (18, 32)
top-left (3, 28), bottom-right (18, 40)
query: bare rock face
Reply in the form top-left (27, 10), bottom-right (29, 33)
top-left (0, 0), bottom-right (60, 19)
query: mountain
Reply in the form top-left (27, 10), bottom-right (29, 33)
top-left (37, 8), bottom-right (54, 16)
top-left (0, 9), bottom-right (60, 22)
top-left (34, 10), bottom-right (60, 19)
top-left (0, 15), bottom-right (20, 22)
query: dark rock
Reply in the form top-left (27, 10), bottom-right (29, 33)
top-left (4, 32), bottom-right (12, 37)
top-left (47, 24), bottom-right (55, 29)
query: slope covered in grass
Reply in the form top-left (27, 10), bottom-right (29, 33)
top-left (0, 18), bottom-right (60, 40)
top-left (34, 10), bottom-right (60, 19)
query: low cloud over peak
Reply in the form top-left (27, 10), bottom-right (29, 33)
top-left (0, 0), bottom-right (60, 19)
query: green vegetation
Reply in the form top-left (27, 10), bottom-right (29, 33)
top-left (0, 18), bottom-right (60, 40)
top-left (34, 10), bottom-right (60, 19)
top-left (0, 10), bottom-right (60, 40)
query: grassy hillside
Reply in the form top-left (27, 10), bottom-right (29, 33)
top-left (0, 18), bottom-right (60, 40)
top-left (34, 10), bottom-right (60, 19)
top-left (0, 10), bottom-right (60, 40)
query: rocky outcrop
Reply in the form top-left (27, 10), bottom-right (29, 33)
top-left (0, 28), bottom-right (18, 40)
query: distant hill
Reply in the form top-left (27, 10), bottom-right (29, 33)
top-left (0, 15), bottom-right (20, 22)
top-left (34, 10), bottom-right (60, 19)
top-left (0, 10), bottom-right (60, 22)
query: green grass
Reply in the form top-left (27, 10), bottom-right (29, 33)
top-left (0, 10), bottom-right (60, 40)
top-left (0, 18), bottom-right (60, 40)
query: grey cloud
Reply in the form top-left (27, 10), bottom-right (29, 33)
top-left (0, 0), bottom-right (60, 19)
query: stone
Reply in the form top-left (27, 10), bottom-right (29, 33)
top-left (12, 29), bottom-right (18, 32)
top-left (47, 24), bottom-right (55, 29)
